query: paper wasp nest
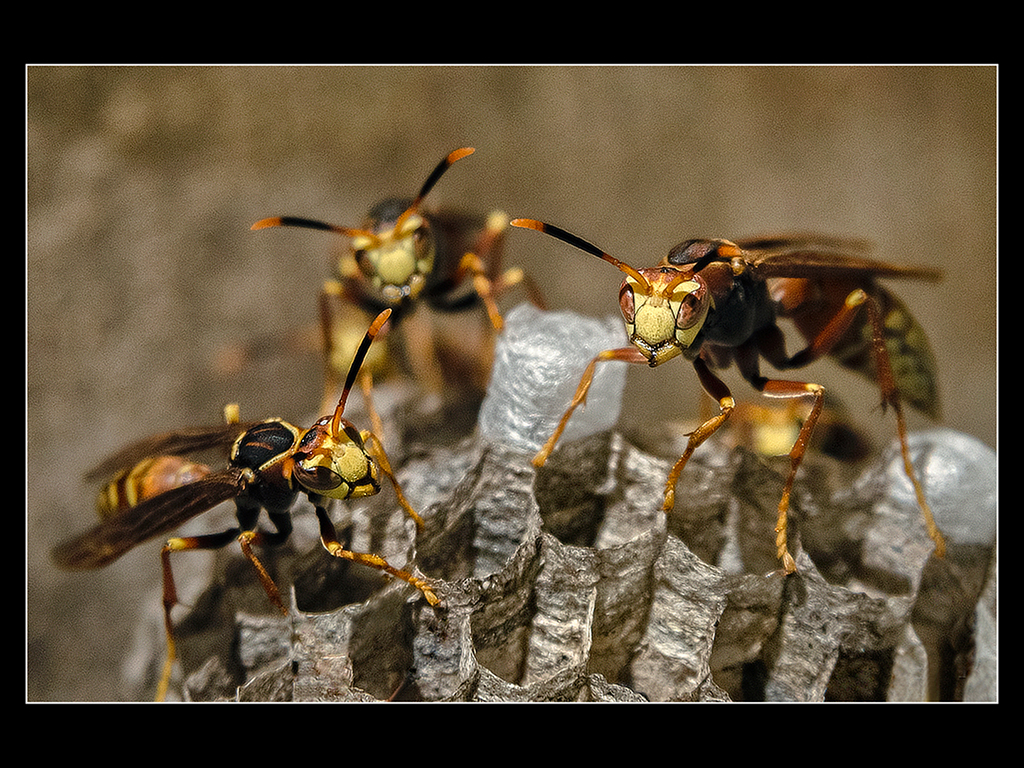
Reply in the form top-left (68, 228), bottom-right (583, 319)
top-left (141, 305), bottom-right (997, 702)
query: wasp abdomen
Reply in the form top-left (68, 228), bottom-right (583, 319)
top-left (97, 455), bottom-right (212, 519)
top-left (831, 287), bottom-right (939, 418)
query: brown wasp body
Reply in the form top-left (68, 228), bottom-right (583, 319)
top-left (511, 220), bottom-right (944, 574)
top-left (253, 148), bottom-right (543, 406)
top-left (52, 309), bottom-right (437, 701)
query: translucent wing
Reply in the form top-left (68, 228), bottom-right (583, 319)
top-left (84, 422), bottom-right (260, 482)
top-left (735, 235), bottom-right (943, 282)
top-left (52, 468), bottom-right (251, 570)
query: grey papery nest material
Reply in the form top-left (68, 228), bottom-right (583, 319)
top-left (134, 306), bottom-right (996, 702)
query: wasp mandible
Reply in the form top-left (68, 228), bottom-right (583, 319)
top-left (52, 308), bottom-right (438, 701)
top-left (253, 147), bottom-right (544, 407)
top-left (511, 219), bottom-right (945, 574)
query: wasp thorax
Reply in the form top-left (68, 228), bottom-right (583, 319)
top-left (665, 237), bottom-right (742, 267)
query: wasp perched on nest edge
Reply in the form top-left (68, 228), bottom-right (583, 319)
top-left (511, 219), bottom-right (944, 575)
top-left (51, 308), bottom-right (438, 701)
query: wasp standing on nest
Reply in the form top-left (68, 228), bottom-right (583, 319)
top-left (52, 309), bottom-right (438, 701)
top-left (253, 147), bottom-right (544, 413)
top-left (511, 219), bottom-right (945, 575)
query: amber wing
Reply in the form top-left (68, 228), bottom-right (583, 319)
top-left (52, 468), bottom-right (251, 570)
top-left (83, 422), bottom-right (261, 482)
top-left (737, 236), bottom-right (942, 417)
top-left (735, 235), bottom-right (943, 282)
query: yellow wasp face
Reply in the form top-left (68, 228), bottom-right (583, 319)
top-left (352, 212), bottom-right (435, 304)
top-left (619, 267), bottom-right (712, 366)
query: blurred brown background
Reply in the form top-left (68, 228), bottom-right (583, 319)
top-left (27, 66), bottom-right (996, 701)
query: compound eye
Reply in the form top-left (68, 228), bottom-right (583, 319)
top-left (675, 288), bottom-right (707, 330)
top-left (618, 281), bottom-right (636, 323)
top-left (292, 461), bottom-right (344, 493)
top-left (354, 248), bottom-right (375, 277)
top-left (342, 424), bottom-right (365, 448)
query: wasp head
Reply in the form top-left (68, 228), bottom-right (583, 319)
top-left (351, 146), bottom-right (475, 302)
top-left (252, 147), bottom-right (474, 306)
top-left (291, 307), bottom-right (392, 500)
top-left (619, 267), bottom-right (711, 366)
top-left (352, 200), bottom-right (436, 304)
top-left (509, 218), bottom-right (714, 367)
top-left (290, 416), bottom-right (381, 500)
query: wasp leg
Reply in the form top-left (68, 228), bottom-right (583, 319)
top-left (318, 286), bottom-right (389, 431)
top-left (458, 250), bottom-right (506, 331)
top-left (479, 211), bottom-right (547, 309)
top-left (533, 346), bottom-right (648, 468)
top-left (318, 284), bottom-right (368, 414)
top-left (762, 287), bottom-right (944, 565)
top-left (492, 262), bottom-right (549, 322)
top-left (363, 431), bottom-right (424, 530)
top-left (747, 301), bottom-right (866, 574)
top-left (663, 356), bottom-right (736, 513)
top-left (223, 402), bottom-right (241, 425)
top-left (318, 286), bottom-right (344, 414)
top-left (863, 294), bottom-right (946, 558)
top-left (745, 292), bottom-right (869, 573)
top-left (156, 527), bottom-right (239, 700)
top-left (476, 210), bottom-right (509, 261)
top-left (156, 511), bottom-right (291, 701)
top-left (399, 309), bottom-right (446, 408)
top-left (356, 369), bottom-right (385, 445)
top-left (236, 511), bottom-right (292, 614)
top-left (313, 505), bottom-right (440, 606)
top-left (744, 375), bottom-right (823, 576)
top-left (464, 211), bottom-right (548, 330)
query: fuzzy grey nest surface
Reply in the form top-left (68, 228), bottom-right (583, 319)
top-left (129, 306), bottom-right (996, 702)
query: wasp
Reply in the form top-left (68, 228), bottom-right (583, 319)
top-left (52, 309), bottom-right (438, 701)
top-left (511, 219), bottom-right (945, 574)
top-left (252, 147), bottom-right (543, 408)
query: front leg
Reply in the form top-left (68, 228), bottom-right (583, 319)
top-left (458, 211), bottom-right (547, 331)
top-left (533, 346), bottom-right (647, 468)
top-left (314, 505), bottom-right (439, 606)
top-left (662, 356), bottom-right (735, 515)
top-left (457, 250), bottom-right (506, 331)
